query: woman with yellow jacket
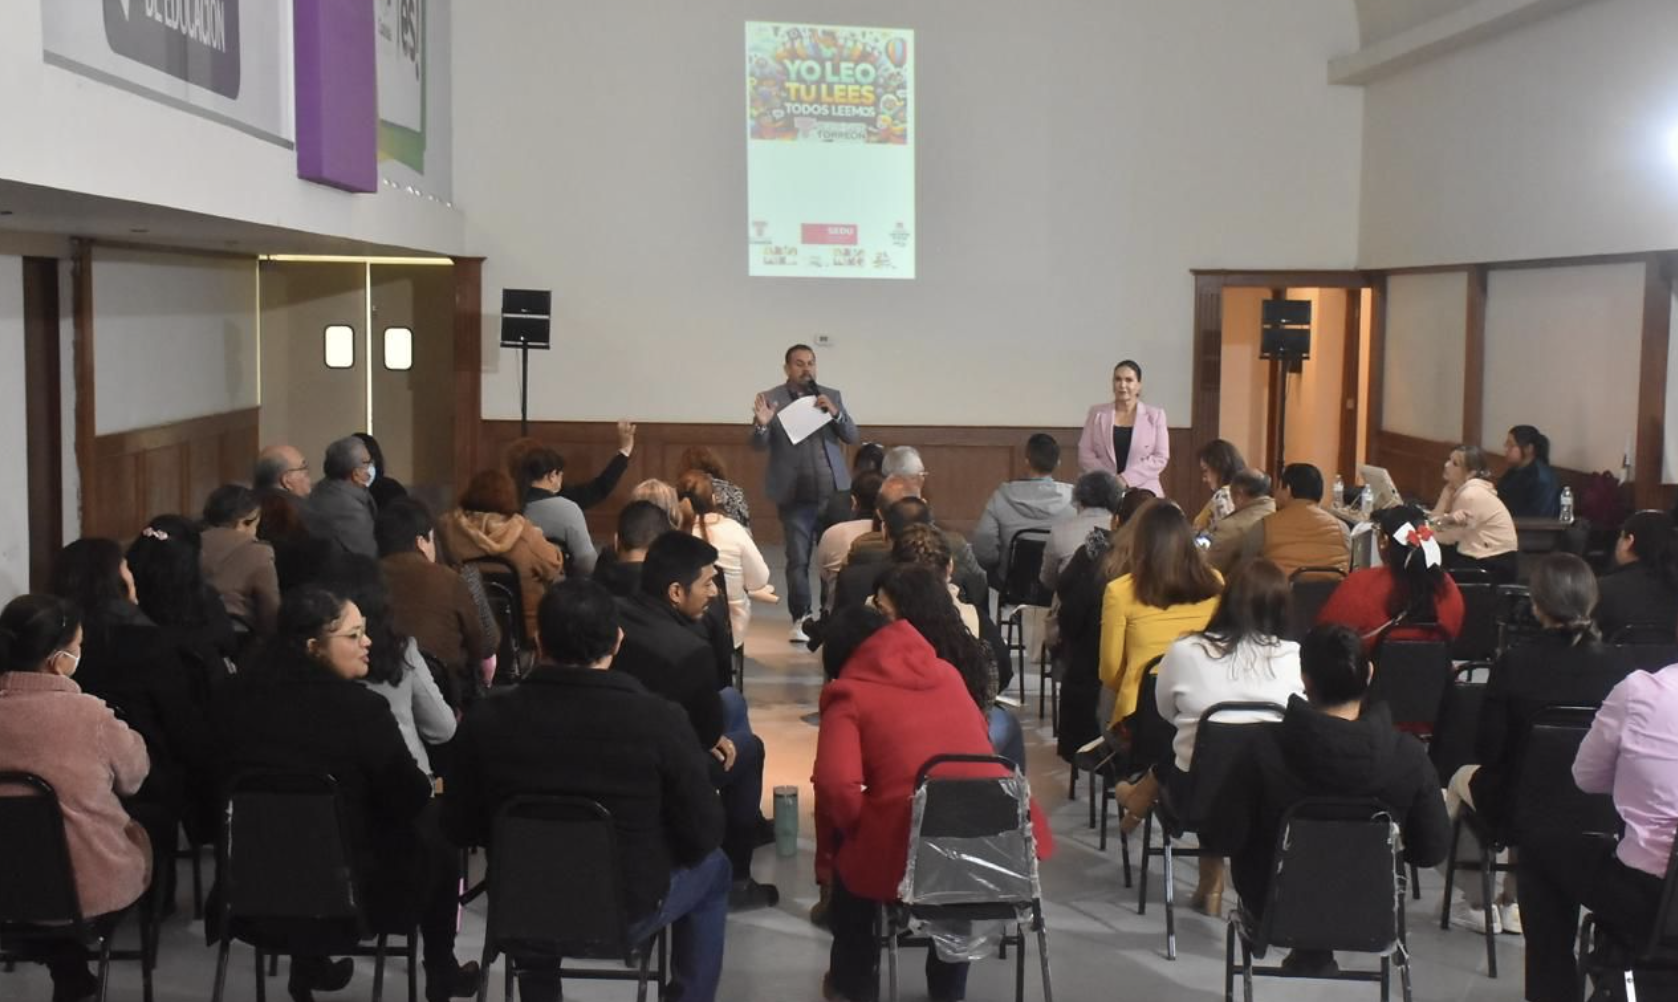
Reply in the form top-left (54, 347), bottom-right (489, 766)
top-left (1099, 502), bottom-right (1223, 726)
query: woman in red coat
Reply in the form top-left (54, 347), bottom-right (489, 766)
top-left (1317, 505), bottom-right (1464, 652)
top-left (813, 609), bottom-right (1052, 1002)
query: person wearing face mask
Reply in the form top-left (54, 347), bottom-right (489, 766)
top-left (304, 435), bottom-right (380, 560)
top-left (353, 433), bottom-right (409, 512)
top-left (0, 593), bottom-right (152, 1002)
top-left (209, 587), bottom-right (440, 1002)
top-left (1077, 359), bottom-right (1170, 497)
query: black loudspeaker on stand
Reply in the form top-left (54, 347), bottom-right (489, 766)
top-left (501, 289), bottom-right (552, 436)
top-left (1259, 298), bottom-right (1312, 469)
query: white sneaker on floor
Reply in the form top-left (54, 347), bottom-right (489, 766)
top-left (1448, 898), bottom-right (1501, 935)
top-left (1499, 901), bottom-right (1523, 936)
top-left (788, 620), bottom-right (810, 644)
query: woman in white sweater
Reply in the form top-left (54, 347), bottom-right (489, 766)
top-left (1118, 558), bottom-right (1303, 915)
top-left (678, 470), bottom-right (771, 649)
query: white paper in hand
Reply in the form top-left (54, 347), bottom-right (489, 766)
top-left (778, 395), bottom-right (834, 446)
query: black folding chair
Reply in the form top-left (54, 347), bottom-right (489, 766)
top-left (1496, 585), bottom-right (1541, 652)
top-left (880, 754), bottom-right (1052, 1002)
top-left (1452, 582), bottom-right (1500, 663)
top-left (1285, 570), bottom-right (1344, 643)
top-left (0, 772), bottom-right (156, 1002)
top-left (1579, 828), bottom-right (1678, 1002)
top-left (1368, 639), bottom-right (1454, 739)
top-left (995, 529), bottom-right (1054, 709)
top-left (1440, 705), bottom-right (1617, 979)
top-left (466, 556), bottom-right (527, 684)
top-left (1137, 702), bottom-right (1285, 961)
top-left (1610, 624), bottom-right (1678, 673)
top-left (1427, 678), bottom-right (1486, 789)
top-left (1225, 798), bottom-right (1412, 1002)
top-left (209, 772), bottom-right (418, 1002)
top-left (476, 796), bottom-right (667, 1002)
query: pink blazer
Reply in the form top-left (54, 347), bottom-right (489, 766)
top-left (1077, 401), bottom-right (1170, 496)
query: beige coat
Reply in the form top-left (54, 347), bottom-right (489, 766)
top-left (200, 526), bottom-right (281, 635)
top-left (0, 671), bottom-right (152, 916)
top-left (437, 510), bottom-right (563, 638)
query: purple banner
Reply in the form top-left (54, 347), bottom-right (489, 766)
top-left (293, 0), bottom-right (377, 193)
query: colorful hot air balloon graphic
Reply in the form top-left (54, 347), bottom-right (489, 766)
top-left (885, 36), bottom-right (907, 68)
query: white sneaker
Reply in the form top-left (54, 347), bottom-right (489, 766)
top-left (1448, 898), bottom-right (1501, 935)
top-left (788, 620), bottom-right (810, 644)
top-left (1499, 901), bottom-right (1523, 936)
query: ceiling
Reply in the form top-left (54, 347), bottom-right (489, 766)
top-left (1354, 0), bottom-right (1481, 46)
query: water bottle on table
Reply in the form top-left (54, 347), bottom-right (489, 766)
top-left (1559, 486), bottom-right (1574, 524)
top-left (1332, 474), bottom-right (1345, 509)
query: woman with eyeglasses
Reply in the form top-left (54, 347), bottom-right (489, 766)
top-left (0, 593), bottom-right (152, 1002)
top-left (201, 483), bottom-right (282, 637)
top-left (210, 586), bottom-right (469, 1001)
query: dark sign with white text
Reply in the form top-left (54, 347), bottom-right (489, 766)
top-left (102, 0), bottom-right (242, 99)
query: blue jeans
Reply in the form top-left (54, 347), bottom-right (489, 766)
top-left (779, 501), bottom-right (821, 619)
top-left (517, 849), bottom-right (732, 1002)
top-left (987, 707), bottom-right (1026, 771)
top-left (716, 686), bottom-right (765, 877)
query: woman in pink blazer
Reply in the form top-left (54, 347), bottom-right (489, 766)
top-left (1078, 359), bottom-right (1170, 496)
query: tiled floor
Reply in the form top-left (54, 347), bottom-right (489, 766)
top-left (5, 548), bottom-right (1535, 1001)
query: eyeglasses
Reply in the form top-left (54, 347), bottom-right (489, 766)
top-left (286, 463), bottom-right (310, 475)
top-left (328, 627), bottom-right (368, 642)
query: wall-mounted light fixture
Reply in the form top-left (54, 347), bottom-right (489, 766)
top-left (324, 324), bottom-right (355, 368)
top-left (383, 326), bottom-right (413, 371)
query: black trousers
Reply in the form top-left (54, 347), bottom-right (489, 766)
top-left (1444, 546), bottom-right (1518, 585)
top-left (1517, 835), bottom-right (1664, 1002)
top-left (827, 876), bottom-right (968, 1002)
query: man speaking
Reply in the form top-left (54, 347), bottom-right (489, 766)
top-left (750, 343), bottom-right (860, 642)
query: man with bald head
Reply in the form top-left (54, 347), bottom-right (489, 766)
top-left (254, 444), bottom-right (313, 497)
top-left (843, 474), bottom-right (987, 609)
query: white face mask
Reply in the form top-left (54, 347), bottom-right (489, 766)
top-left (51, 649), bottom-right (81, 675)
top-left (366, 464), bottom-right (378, 485)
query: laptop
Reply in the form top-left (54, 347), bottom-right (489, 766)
top-left (1357, 464), bottom-right (1403, 511)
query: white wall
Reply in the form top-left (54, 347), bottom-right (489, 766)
top-left (0, 255), bottom-right (28, 599)
top-left (454, 0), bottom-right (1363, 425)
top-left (93, 249), bottom-right (259, 434)
top-left (0, 0), bottom-right (463, 255)
top-left (1382, 271), bottom-right (1466, 441)
top-left (1483, 263), bottom-right (1642, 472)
top-left (1359, 0), bottom-right (1678, 267)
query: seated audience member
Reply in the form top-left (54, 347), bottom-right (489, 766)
top-left (326, 559), bottom-right (475, 999)
top-left (443, 580), bottom-right (728, 1002)
top-left (305, 435), bottom-right (380, 559)
top-left (1053, 490), bottom-right (1157, 766)
top-left (257, 485), bottom-right (339, 592)
top-left (1432, 444), bottom-right (1519, 583)
top-left (631, 477), bottom-right (683, 528)
top-left (813, 608), bottom-right (1053, 1002)
top-left (0, 594), bottom-right (152, 1001)
top-left (843, 474), bottom-right (921, 566)
top-left (1099, 502), bottom-right (1224, 728)
top-left (1317, 505), bottom-right (1465, 651)
top-left (845, 477), bottom-right (988, 609)
top-left (1210, 624), bottom-right (1451, 977)
top-left (816, 442), bottom-right (886, 540)
top-left (593, 500), bottom-right (676, 598)
top-left (890, 525), bottom-right (983, 637)
top-left (53, 538), bottom-right (212, 855)
top-left (200, 484), bottom-right (282, 637)
top-left (1518, 660), bottom-right (1678, 1002)
top-left (815, 470), bottom-right (885, 603)
top-left (679, 470), bottom-right (770, 650)
top-left (376, 497), bottom-right (497, 707)
top-left (1041, 471), bottom-right (1124, 591)
top-left (615, 532), bottom-right (776, 909)
top-left (210, 586), bottom-right (472, 1002)
top-left (1243, 463), bottom-right (1351, 578)
top-left (833, 496), bottom-right (935, 615)
top-left (353, 432), bottom-right (408, 511)
top-left (606, 493), bottom-right (734, 688)
top-left (1193, 439), bottom-right (1246, 531)
top-left (880, 445), bottom-right (929, 497)
top-left (1497, 424), bottom-right (1561, 519)
top-left (128, 514), bottom-right (239, 665)
top-left (1595, 509), bottom-right (1678, 640)
top-left (973, 433), bottom-right (1075, 586)
top-left (679, 446), bottom-right (753, 529)
top-left (517, 446), bottom-right (600, 575)
top-left (436, 470), bottom-right (563, 641)
top-left (1205, 468), bottom-right (1276, 574)
top-left (254, 443), bottom-right (313, 498)
top-left (1441, 554), bottom-right (1635, 935)
top-left (1118, 560), bottom-right (1305, 905)
top-left (503, 419), bottom-right (638, 511)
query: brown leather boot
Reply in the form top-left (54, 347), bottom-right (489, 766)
top-left (1192, 856), bottom-right (1225, 916)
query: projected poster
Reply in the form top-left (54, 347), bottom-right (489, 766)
top-left (746, 23), bottom-right (915, 280)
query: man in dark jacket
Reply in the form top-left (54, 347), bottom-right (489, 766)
top-left (443, 580), bottom-right (729, 1002)
top-left (1210, 624), bottom-right (1451, 976)
top-left (305, 436), bottom-right (378, 559)
top-left (616, 532), bottom-right (777, 909)
top-left (598, 501), bottom-right (736, 689)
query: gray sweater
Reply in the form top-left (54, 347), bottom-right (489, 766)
top-left (360, 639), bottom-right (456, 775)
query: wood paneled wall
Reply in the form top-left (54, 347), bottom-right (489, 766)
top-left (1372, 429), bottom-right (1650, 511)
top-left (88, 408), bottom-right (260, 541)
top-left (477, 421), bottom-right (1204, 544)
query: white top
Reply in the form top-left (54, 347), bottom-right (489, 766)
top-left (360, 638), bottom-right (457, 775)
top-left (816, 518), bottom-right (874, 591)
top-left (693, 513), bottom-right (771, 645)
top-left (1155, 633), bottom-right (1302, 772)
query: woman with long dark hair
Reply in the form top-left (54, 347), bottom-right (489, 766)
top-left (0, 594), bottom-right (151, 1000)
top-left (1596, 509), bottom-right (1678, 640)
top-left (873, 562), bottom-right (998, 714)
top-left (1191, 439), bottom-right (1246, 531)
top-left (211, 586), bottom-right (476, 1002)
top-left (678, 469), bottom-right (770, 650)
top-left (1498, 425), bottom-right (1561, 518)
top-left (126, 513), bottom-right (238, 665)
top-left (1318, 504), bottom-right (1466, 650)
top-left (1098, 502), bottom-right (1224, 728)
